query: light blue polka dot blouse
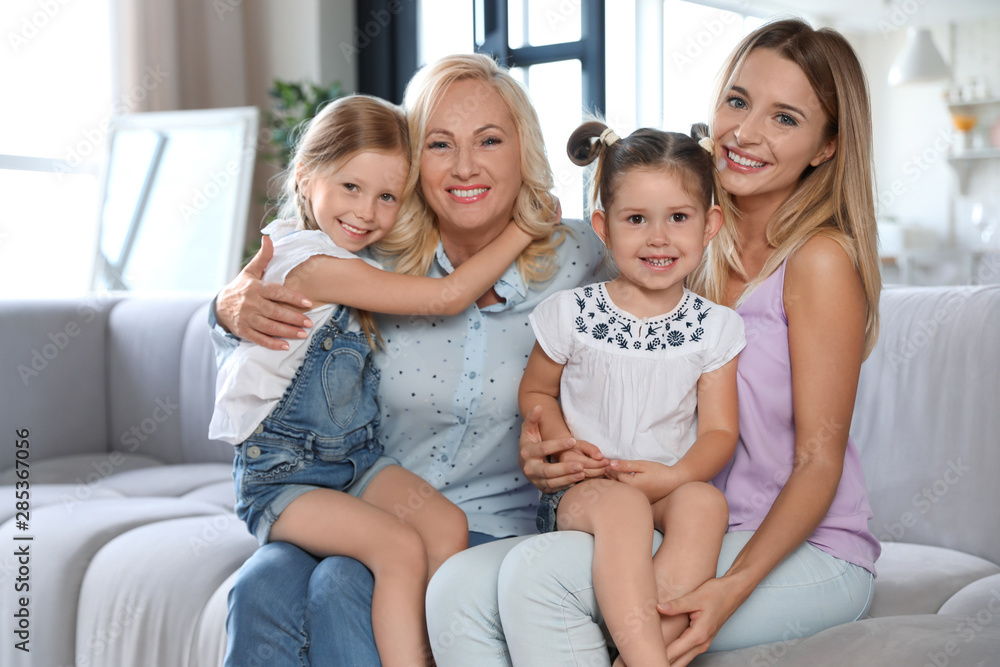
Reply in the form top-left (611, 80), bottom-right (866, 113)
top-left (212, 218), bottom-right (605, 537)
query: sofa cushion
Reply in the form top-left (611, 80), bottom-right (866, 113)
top-left (869, 541), bottom-right (1000, 617)
top-left (939, 573), bottom-right (1000, 617)
top-left (0, 497), bottom-right (229, 667)
top-left (0, 452), bottom-right (163, 487)
top-left (693, 613), bottom-right (1000, 666)
top-left (101, 462), bottom-right (233, 497)
top-left (76, 515), bottom-right (255, 667)
top-left (107, 298), bottom-right (211, 464)
top-left (852, 285), bottom-right (1000, 566)
top-left (0, 483), bottom-right (125, 524)
top-left (0, 299), bottom-right (117, 462)
top-left (179, 302), bottom-right (234, 464)
top-left (182, 479), bottom-right (238, 512)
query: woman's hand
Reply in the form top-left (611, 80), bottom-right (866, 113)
top-left (518, 406), bottom-right (607, 492)
top-left (604, 459), bottom-right (676, 503)
top-left (659, 575), bottom-right (750, 667)
top-left (215, 236), bottom-right (314, 350)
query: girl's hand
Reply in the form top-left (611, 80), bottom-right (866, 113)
top-left (560, 440), bottom-right (609, 479)
top-left (519, 406), bottom-right (601, 492)
top-left (215, 236), bottom-right (313, 350)
top-left (604, 459), bottom-right (674, 503)
top-left (659, 575), bottom-right (749, 667)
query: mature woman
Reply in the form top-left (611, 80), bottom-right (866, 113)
top-left (427, 18), bottom-right (881, 667)
top-left (211, 54), bottom-right (603, 665)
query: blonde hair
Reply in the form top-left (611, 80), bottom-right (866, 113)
top-left (276, 94), bottom-right (410, 349)
top-left (688, 18), bottom-right (881, 358)
top-left (377, 53), bottom-right (565, 282)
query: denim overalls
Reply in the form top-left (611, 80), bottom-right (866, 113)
top-left (233, 305), bottom-right (385, 544)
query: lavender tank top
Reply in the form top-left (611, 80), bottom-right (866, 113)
top-left (712, 259), bottom-right (880, 575)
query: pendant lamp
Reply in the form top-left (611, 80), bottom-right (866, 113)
top-left (888, 27), bottom-right (950, 86)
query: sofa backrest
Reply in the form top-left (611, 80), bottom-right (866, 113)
top-left (0, 297), bottom-right (118, 461)
top-left (0, 296), bottom-right (230, 470)
top-left (852, 284), bottom-right (1000, 565)
top-left (106, 297), bottom-right (230, 465)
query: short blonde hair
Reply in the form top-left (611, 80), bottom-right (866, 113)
top-left (377, 53), bottom-right (566, 283)
top-left (689, 18), bottom-right (881, 358)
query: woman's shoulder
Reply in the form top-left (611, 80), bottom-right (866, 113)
top-left (784, 234), bottom-right (864, 317)
top-left (785, 234), bottom-right (858, 290)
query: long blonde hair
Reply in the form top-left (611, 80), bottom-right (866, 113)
top-left (688, 19), bottom-right (881, 358)
top-left (276, 94), bottom-right (410, 348)
top-left (377, 53), bottom-right (565, 283)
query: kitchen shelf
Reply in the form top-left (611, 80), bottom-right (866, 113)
top-left (947, 97), bottom-right (1000, 110)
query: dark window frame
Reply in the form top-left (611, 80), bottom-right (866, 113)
top-left (475, 0), bottom-right (606, 115)
top-left (355, 0), bottom-right (606, 116)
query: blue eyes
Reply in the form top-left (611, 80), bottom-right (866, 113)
top-left (726, 95), bottom-right (800, 127)
top-left (425, 137), bottom-right (502, 150)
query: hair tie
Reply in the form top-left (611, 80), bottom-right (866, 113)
top-left (698, 136), bottom-right (715, 154)
top-left (599, 127), bottom-right (620, 146)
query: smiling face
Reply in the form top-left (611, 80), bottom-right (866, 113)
top-left (303, 150), bottom-right (408, 253)
top-left (592, 168), bottom-right (722, 316)
top-left (712, 47), bottom-right (837, 212)
top-left (419, 78), bottom-right (522, 241)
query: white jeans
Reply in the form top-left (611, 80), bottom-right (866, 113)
top-left (426, 530), bottom-right (873, 666)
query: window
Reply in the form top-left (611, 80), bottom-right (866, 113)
top-left (413, 0), bottom-right (774, 221)
top-left (0, 0), bottom-right (113, 298)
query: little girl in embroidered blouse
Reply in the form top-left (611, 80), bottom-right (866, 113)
top-left (210, 94), bottom-right (536, 667)
top-left (518, 122), bottom-right (746, 666)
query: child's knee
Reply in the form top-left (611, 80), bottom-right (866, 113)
top-left (379, 522), bottom-right (430, 579)
top-left (426, 502), bottom-right (469, 568)
top-left (559, 479), bottom-right (651, 530)
top-left (676, 481), bottom-right (729, 528)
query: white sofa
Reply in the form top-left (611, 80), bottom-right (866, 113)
top-left (2, 284), bottom-right (999, 666)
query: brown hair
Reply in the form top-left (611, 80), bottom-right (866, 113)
top-left (276, 94), bottom-right (410, 349)
top-left (688, 18), bottom-right (881, 358)
top-left (567, 119), bottom-right (723, 230)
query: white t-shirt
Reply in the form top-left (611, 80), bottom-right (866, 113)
top-left (208, 219), bottom-right (381, 445)
top-left (528, 282), bottom-right (746, 464)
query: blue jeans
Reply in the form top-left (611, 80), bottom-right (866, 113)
top-left (426, 529), bottom-right (874, 666)
top-left (224, 531), bottom-right (498, 666)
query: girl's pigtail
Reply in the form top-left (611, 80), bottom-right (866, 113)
top-left (567, 121), bottom-right (615, 215)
